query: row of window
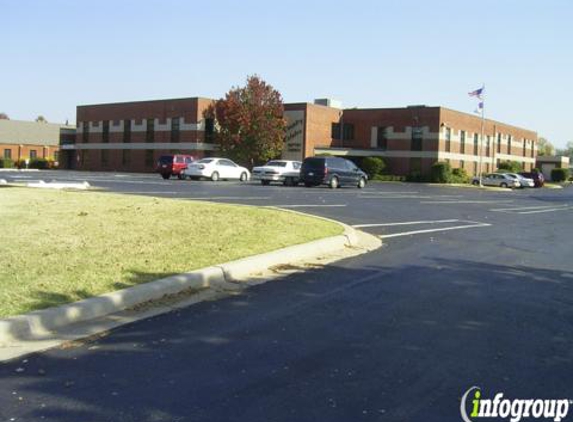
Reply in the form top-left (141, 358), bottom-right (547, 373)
top-left (445, 129), bottom-right (535, 157)
top-left (81, 118), bottom-right (215, 144)
top-left (3, 148), bottom-right (58, 161)
top-left (82, 150), bottom-right (162, 168)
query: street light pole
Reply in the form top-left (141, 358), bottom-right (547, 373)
top-left (478, 86), bottom-right (485, 187)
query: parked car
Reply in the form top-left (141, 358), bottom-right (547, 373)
top-left (252, 160), bottom-right (302, 186)
top-left (156, 154), bottom-right (195, 180)
top-left (182, 158), bottom-right (250, 181)
top-left (472, 173), bottom-right (521, 188)
top-left (506, 173), bottom-right (535, 188)
top-left (518, 171), bottom-right (545, 188)
top-left (300, 156), bottom-right (368, 189)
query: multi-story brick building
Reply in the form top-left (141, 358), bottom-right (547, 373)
top-left (0, 119), bottom-right (75, 165)
top-left (62, 97), bottom-right (537, 177)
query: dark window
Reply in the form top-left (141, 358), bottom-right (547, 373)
top-left (507, 135), bottom-right (512, 154)
top-left (171, 117), bottom-right (180, 143)
top-left (473, 134), bottom-right (479, 155)
top-left (122, 149), bottom-right (130, 166)
top-left (445, 127), bottom-right (451, 152)
top-left (54, 151), bottom-right (59, 162)
top-left (523, 139), bottom-right (527, 156)
top-left (411, 127), bottom-right (423, 151)
top-left (531, 142), bottom-right (535, 158)
top-left (486, 136), bottom-right (491, 156)
top-left (497, 134), bottom-right (501, 153)
top-left (102, 121), bottom-right (109, 143)
top-left (30, 150), bottom-right (37, 159)
top-left (205, 118), bottom-right (214, 142)
top-left (82, 121), bottom-right (89, 143)
top-left (331, 123), bottom-right (341, 140)
top-left (377, 126), bottom-right (388, 150)
top-left (460, 131), bottom-right (466, 154)
top-left (101, 150), bottom-right (109, 166)
top-left (146, 119), bottom-right (155, 143)
top-left (123, 119), bottom-right (131, 143)
top-left (342, 123), bottom-right (354, 141)
top-left (4, 149), bottom-right (11, 159)
top-left (145, 150), bottom-right (154, 167)
top-left (461, 160), bottom-right (465, 169)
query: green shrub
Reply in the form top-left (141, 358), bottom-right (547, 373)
top-left (451, 168), bottom-right (470, 184)
top-left (29, 158), bottom-right (50, 169)
top-left (371, 174), bottom-right (406, 182)
top-left (497, 160), bottom-right (522, 173)
top-left (551, 168), bottom-right (569, 182)
top-left (0, 157), bottom-right (14, 168)
top-left (430, 161), bottom-right (452, 183)
top-left (360, 157), bottom-right (386, 178)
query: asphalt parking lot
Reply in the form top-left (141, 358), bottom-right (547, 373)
top-left (1, 170), bottom-right (573, 422)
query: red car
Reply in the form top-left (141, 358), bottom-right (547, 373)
top-left (156, 154), bottom-right (195, 180)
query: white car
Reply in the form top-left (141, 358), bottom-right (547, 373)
top-left (252, 160), bottom-right (302, 186)
top-left (182, 158), bottom-right (250, 182)
top-left (507, 173), bottom-right (535, 188)
top-left (472, 173), bottom-right (521, 188)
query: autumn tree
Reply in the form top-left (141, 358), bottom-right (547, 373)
top-left (205, 75), bottom-right (286, 166)
top-left (0, 112), bottom-right (9, 120)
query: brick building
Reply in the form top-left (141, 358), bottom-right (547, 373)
top-left (62, 97), bottom-right (537, 176)
top-left (0, 119), bottom-right (75, 165)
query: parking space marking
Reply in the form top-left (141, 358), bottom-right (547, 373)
top-left (420, 200), bottom-right (514, 204)
top-left (352, 219), bottom-right (459, 228)
top-left (516, 207), bottom-right (572, 215)
top-left (185, 196), bottom-right (272, 201)
top-left (277, 204), bottom-right (347, 208)
top-left (378, 221), bottom-right (491, 239)
top-left (490, 204), bottom-right (569, 213)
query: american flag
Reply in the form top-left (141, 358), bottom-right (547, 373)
top-left (468, 86), bottom-right (484, 99)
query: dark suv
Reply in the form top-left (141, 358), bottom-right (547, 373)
top-left (518, 171), bottom-right (545, 187)
top-left (301, 157), bottom-right (367, 189)
top-left (156, 154), bottom-right (195, 180)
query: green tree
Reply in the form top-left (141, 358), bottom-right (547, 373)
top-left (205, 75), bottom-right (286, 167)
top-left (35, 115), bottom-right (47, 123)
top-left (537, 137), bottom-right (555, 156)
top-left (360, 157), bottom-right (386, 178)
top-left (497, 160), bottom-right (522, 173)
top-left (556, 141), bottom-right (573, 161)
top-left (430, 161), bottom-right (452, 183)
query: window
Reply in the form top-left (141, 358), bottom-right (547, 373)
top-left (461, 160), bottom-right (465, 169)
top-left (331, 123), bottom-right (341, 140)
top-left (342, 123), bottom-right (354, 141)
top-left (145, 150), bottom-right (154, 167)
top-left (101, 150), bottom-right (109, 166)
top-left (82, 121), bottom-right (89, 143)
top-left (54, 151), bottom-right (59, 162)
top-left (122, 149), bottom-right (130, 166)
top-left (377, 126), bottom-right (388, 150)
top-left (460, 131), bottom-right (466, 154)
top-left (30, 150), bottom-right (37, 159)
top-left (102, 121), bottom-right (110, 143)
top-left (445, 127), bottom-right (451, 152)
top-left (473, 134), bottom-right (479, 155)
top-left (473, 162), bottom-right (478, 175)
top-left (123, 119), bottom-right (131, 143)
top-left (523, 139), bottom-right (527, 156)
top-left (497, 133), bottom-right (501, 153)
top-left (507, 135), bottom-right (512, 155)
top-left (146, 119), bottom-right (155, 143)
top-left (531, 142), bottom-right (535, 158)
top-left (205, 118), bottom-right (214, 142)
top-left (486, 136), bottom-right (491, 156)
top-left (171, 117), bottom-right (180, 143)
top-left (411, 127), bottom-right (423, 151)
top-left (4, 149), bottom-right (11, 159)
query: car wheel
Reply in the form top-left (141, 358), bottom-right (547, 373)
top-left (357, 177), bottom-right (366, 189)
top-left (304, 182), bottom-right (313, 188)
top-left (178, 173), bottom-right (186, 180)
top-left (211, 172), bottom-right (220, 182)
top-left (261, 180), bottom-right (270, 186)
top-left (472, 180), bottom-right (480, 186)
top-left (284, 177), bottom-right (294, 187)
top-left (329, 176), bottom-right (339, 189)
top-left (240, 172), bottom-right (248, 182)
top-left (161, 173), bottom-right (170, 180)
top-left (500, 182), bottom-right (508, 188)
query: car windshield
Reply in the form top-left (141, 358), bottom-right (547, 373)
top-left (265, 161), bottom-right (287, 167)
top-left (302, 158), bottom-right (325, 169)
top-left (197, 159), bottom-right (213, 164)
top-left (158, 155), bottom-right (173, 164)
top-left (506, 174), bottom-right (519, 179)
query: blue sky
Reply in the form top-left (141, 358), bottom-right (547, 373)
top-left (2, 0), bottom-right (572, 147)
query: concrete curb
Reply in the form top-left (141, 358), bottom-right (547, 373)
top-left (0, 224), bottom-right (361, 344)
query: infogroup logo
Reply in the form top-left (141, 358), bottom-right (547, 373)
top-left (460, 386), bottom-right (572, 422)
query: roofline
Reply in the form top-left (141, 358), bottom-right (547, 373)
top-left (77, 96), bottom-right (214, 109)
top-left (439, 106), bottom-right (537, 135)
top-left (0, 119), bottom-right (75, 129)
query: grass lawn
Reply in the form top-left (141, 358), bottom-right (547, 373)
top-left (0, 187), bottom-right (342, 317)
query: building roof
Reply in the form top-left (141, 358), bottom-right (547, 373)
top-left (0, 119), bottom-right (75, 146)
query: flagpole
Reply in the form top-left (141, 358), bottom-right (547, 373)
top-left (478, 85), bottom-right (485, 187)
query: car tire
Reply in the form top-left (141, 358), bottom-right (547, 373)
top-left (240, 172), bottom-right (248, 182)
top-left (284, 177), bottom-right (294, 187)
top-left (211, 172), bottom-right (220, 182)
top-left (178, 173), bottom-right (186, 180)
top-left (261, 180), bottom-right (270, 186)
top-left (472, 180), bottom-right (480, 186)
top-left (329, 176), bottom-right (339, 189)
top-left (500, 182), bottom-right (508, 188)
top-left (357, 177), bottom-right (366, 189)
top-left (161, 173), bottom-right (170, 180)
top-left (304, 182), bottom-right (313, 188)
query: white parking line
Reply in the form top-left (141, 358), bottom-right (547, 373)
top-left (421, 200), bottom-right (514, 204)
top-left (278, 204), bottom-right (347, 208)
top-left (517, 207), bottom-right (572, 215)
top-left (379, 222), bottom-right (491, 239)
top-left (490, 204), bottom-right (569, 212)
top-left (352, 219), bottom-right (459, 228)
top-left (185, 196), bottom-right (272, 200)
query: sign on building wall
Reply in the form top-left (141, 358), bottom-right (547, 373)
top-left (283, 110), bottom-right (305, 161)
